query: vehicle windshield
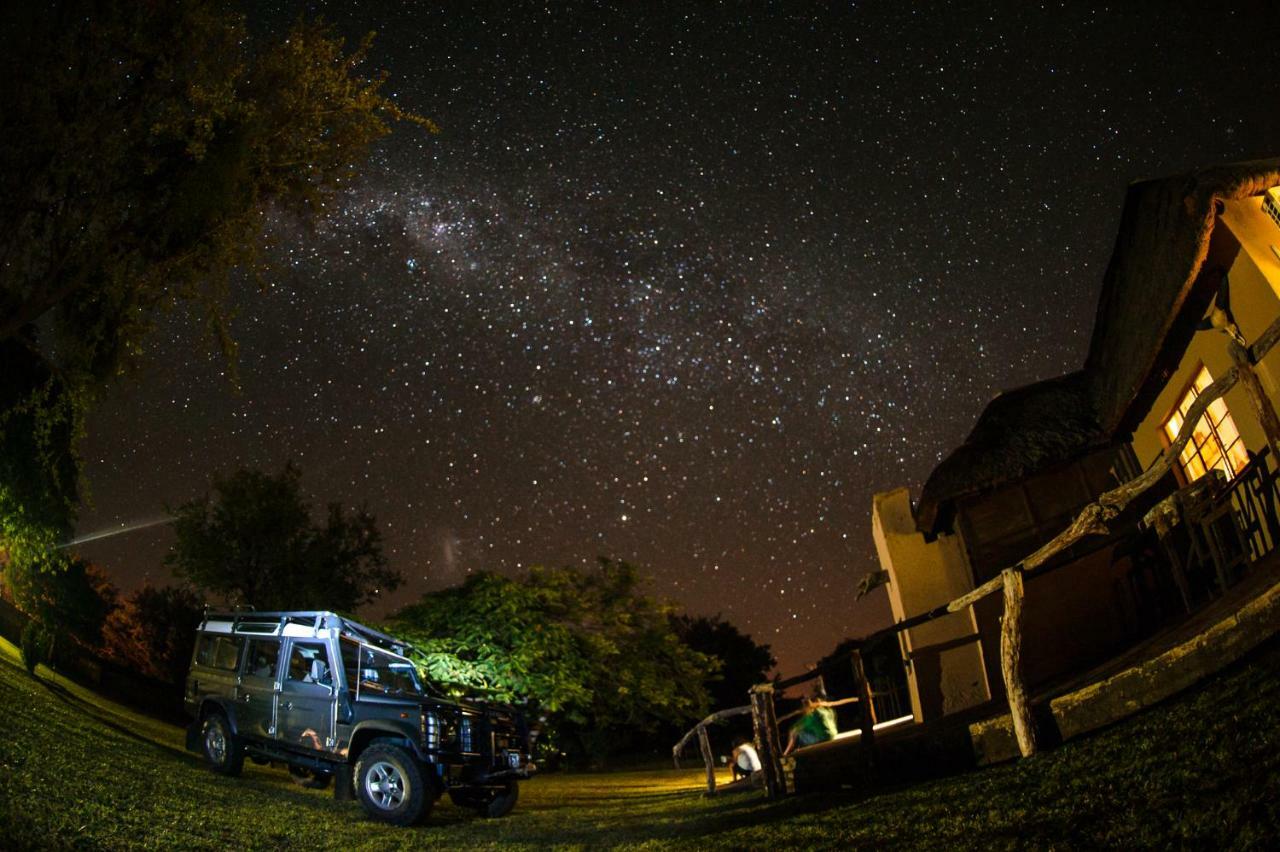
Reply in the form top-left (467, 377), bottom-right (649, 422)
top-left (351, 645), bottom-right (423, 697)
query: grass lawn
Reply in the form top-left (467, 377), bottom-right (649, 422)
top-left (1, 634), bottom-right (1278, 850)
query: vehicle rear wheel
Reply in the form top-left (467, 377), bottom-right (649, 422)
top-left (354, 743), bottom-right (430, 826)
top-left (288, 765), bottom-right (333, 789)
top-left (449, 779), bottom-right (519, 818)
top-left (201, 712), bottom-right (244, 776)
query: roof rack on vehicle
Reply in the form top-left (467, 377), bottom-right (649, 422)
top-left (199, 610), bottom-right (416, 656)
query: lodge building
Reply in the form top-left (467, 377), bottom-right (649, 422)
top-left (873, 158), bottom-right (1280, 723)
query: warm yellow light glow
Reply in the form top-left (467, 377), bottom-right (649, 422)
top-left (1263, 187), bottom-right (1280, 232)
top-left (1162, 366), bottom-right (1249, 483)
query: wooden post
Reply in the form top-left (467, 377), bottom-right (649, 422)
top-left (1228, 340), bottom-right (1280, 464)
top-left (749, 683), bottom-right (786, 798)
top-left (672, 705), bottom-right (753, 769)
top-left (1000, 566), bottom-right (1037, 758)
top-left (850, 648), bottom-right (877, 769)
top-left (696, 725), bottom-right (716, 793)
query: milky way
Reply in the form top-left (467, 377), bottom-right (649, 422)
top-left (76, 2), bottom-right (1280, 672)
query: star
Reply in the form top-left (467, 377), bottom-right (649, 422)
top-left (76, 0), bottom-right (1280, 673)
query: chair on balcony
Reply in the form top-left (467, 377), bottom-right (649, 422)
top-left (1230, 448), bottom-right (1280, 560)
top-left (1176, 470), bottom-right (1249, 595)
top-left (1143, 470), bottom-right (1249, 613)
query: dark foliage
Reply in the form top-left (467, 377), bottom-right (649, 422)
top-left (19, 620), bottom-right (50, 674)
top-left (6, 552), bottom-right (118, 672)
top-left (166, 462), bottom-right (399, 612)
top-left (5, 553), bottom-right (118, 649)
top-left (391, 559), bottom-right (714, 766)
top-left (0, 0), bottom-right (431, 569)
top-left (103, 585), bottom-right (205, 685)
top-left (671, 613), bottom-right (775, 711)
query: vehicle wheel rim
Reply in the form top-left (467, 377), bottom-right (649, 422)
top-left (205, 723), bottom-right (226, 764)
top-left (365, 761), bottom-right (407, 810)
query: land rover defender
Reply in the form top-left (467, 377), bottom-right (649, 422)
top-left (184, 610), bottom-right (535, 825)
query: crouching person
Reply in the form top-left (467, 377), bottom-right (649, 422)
top-left (731, 737), bottom-right (764, 786)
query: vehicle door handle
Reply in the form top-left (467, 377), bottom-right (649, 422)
top-left (241, 693), bottom-right (251, 702)
top-left (282, 701), bottom-right (293, 710)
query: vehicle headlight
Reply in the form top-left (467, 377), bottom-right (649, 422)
top-left (422, 712), bottom-right (438, 748)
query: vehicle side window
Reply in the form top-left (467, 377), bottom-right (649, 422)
top-left (340, 639), bottom-right (361, 697)
top-left (286, 642), bottom-right (332, 686)
top-left (195, 635), bottom-right (243, 671)
top-left (244, 638), bottom-right (281, 679)
top-left (350, 645), bottom-right (422, 696)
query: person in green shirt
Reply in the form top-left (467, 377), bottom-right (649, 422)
top-left (784, 695), bottom-right (838, 754)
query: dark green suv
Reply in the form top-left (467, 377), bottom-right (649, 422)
top-left (184, 610), bottom-right (535, 825)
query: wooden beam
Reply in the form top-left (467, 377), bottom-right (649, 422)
top-left (1229, 339), bottom-right (1280, 465)
top-left (672, 705), bottom-right (753, 765)
top-left (851, 649), bottom-right (877, 768)
top-left (750, 684), bottom-right (786, 798)
top-left (776, 695), bottom-right (864, 724)
top-left (1248, 313), bottom-right (1280, 365)
top-left (697, 725), bottom-right (716, 794)
top-left (1000, 566), bottom-right (1037, 758)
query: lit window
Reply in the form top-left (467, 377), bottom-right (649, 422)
top-left (1162, 366), bottom-right (1250, 482)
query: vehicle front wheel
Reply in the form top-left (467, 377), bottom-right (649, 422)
top-left (288, 765), bottom-right (333, 789)
top-left (201, 712), bottom-right (244, 776)
top-left (354, 744), bottom-right (430, 826)
top-left (450, 779), bottom-right (519, 818)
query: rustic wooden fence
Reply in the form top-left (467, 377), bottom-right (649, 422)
top-left (674, 315), bottom-right (1280, 799)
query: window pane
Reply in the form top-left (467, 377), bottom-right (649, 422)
top-left (354, 647), bottom-right (422, 696)
top-left (246, 639), bottom-right (280, 679)
top-left (287, 642), bottom-right (331, 685)
top-left (1226, 439), bottom-right (1251, 473)
top-left (1201, 438), bottom-right (1223, 472)
top-left (1185, 453), bottom-right (1207, 481)
top-left (1160, 366), bottom-right (1245, 484)
top-left (215, 637), bottom-right (243, 671)
top-left (1191, 416), bottom-right (1213, 450)
top-left (196, 635), bottom-right (244, 671)
top-left (1216, 414), bottom-right (1240, 447)
top-left (195, 635), bottom-right (217, 667)
top-left (340, 640), bottom-right (361, 697)
top-left (1208, 397), bottom-right (1229, 426)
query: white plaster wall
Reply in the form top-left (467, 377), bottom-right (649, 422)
top-left (872, 488), bottom-right (991, 722)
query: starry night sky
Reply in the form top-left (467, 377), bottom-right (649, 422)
top-left (75, 2), bottom-right (1280, 673)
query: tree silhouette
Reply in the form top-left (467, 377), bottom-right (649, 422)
top-left (167, 462), bottom-right (400, 612)
top-left (0, 0), bottom-right (433, 563)
top-left (671, 613), bottom-right (776, 710)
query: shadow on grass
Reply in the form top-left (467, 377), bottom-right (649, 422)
top-left (33, 672), bottom-right (201, 766)
top-left (527, 785), bottom-right (874, 847)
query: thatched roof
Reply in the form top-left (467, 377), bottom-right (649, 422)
top-left (1086, 157), bottom-right (1280, 433)
top-left (916, 371), bottom-right (1106, 533)
top-left (916, 157), bottom-right (1280, 534)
